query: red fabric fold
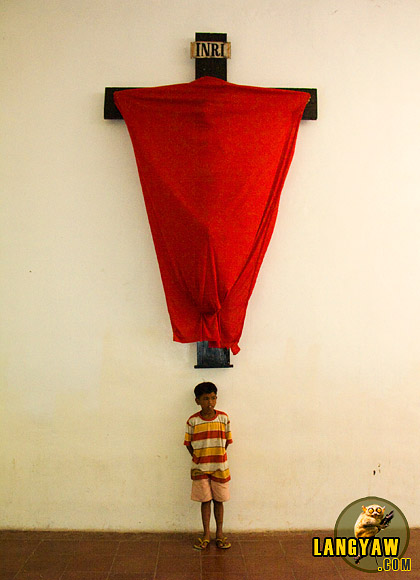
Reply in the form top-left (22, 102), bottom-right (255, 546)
top-left (115, 77), bottom-right (309, 353)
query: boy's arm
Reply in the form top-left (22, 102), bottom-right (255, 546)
top-left (184, 419), bottom-right (194, 456)
top-left (225, 418), bottom-right (232, 450)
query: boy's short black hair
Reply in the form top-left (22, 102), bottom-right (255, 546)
top-left (194, 382), bottom-right (217, 399)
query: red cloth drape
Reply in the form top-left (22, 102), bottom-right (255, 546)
top-left (115, 77), bottom-right (309, 354)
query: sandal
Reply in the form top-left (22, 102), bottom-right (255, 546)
top-left (193, 537), bottom-right (210, 550)
top-left (216, 537), bottom-right (231, 549)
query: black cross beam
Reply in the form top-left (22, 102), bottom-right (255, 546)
top-left (104, 33), bottom-right (317, 121)
top-left (105, 32), bottom-right (317, 368)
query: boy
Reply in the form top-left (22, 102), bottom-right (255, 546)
top-left (184, 382), bottom-right (233, 550)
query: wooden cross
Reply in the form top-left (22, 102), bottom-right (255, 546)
top-left (104, 32), bottom-right (317, 368)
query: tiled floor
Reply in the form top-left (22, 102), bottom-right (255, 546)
top-left (1, 529), bottom-right (419, 580)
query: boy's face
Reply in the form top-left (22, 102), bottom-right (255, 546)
top-left (195, 391), bottom-right (217, 415)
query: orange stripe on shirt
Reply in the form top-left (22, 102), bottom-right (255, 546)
top-left (192, 430), bottom-right (227, 441)
top-left (193, 455), bottom-right (227, 464)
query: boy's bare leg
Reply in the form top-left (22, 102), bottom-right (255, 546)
top-left (201, 500), bottom-right (211, 540)
top-left (213, 500), bottom-right (224, 539)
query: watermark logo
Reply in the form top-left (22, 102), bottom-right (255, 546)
top-left (312, 496), bottom-right (410, 573)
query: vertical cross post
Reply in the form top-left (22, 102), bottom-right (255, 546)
top-left (194, 32), bottom-right (228, 81)
top-left (193, 32), bottom-right (233, 369)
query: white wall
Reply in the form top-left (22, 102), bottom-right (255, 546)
top-left (2, 0), bottom-right (420, 532)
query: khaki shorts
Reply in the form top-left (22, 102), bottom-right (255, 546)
top-left (191, 476), bottom-right (230, 502)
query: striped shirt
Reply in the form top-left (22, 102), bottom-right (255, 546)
top-left (184, 410), bottom-right (233, 483)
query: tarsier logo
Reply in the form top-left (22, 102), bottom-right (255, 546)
top-left (312, 496), bottom-right (410, 573)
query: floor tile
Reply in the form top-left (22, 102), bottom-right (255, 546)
top-left (0, 540), bottom-right (39, 577)
top-left (1, 529), bottom-right (419, 580)
top-left (0, 558), bottom-right (27, 576)
top-left (159, 538), bottom-right (202, 557)
top-left (287, 554), bottom-right (341, 579)
top-left (109, 575), bottom-right (155, 580)
top-left (19, 552), bottom-right (71, 576)
top-left (247, 569), bottom-right (295, 580)
top-left (388, 574), bottom-right (420, 580)
top-left (155, 555), bottom-right (201, 576)
top-left (155, 573), bottom-right (202, 580)
top-left (0, 540), bottom-right (40, 557)
top-left (33, 539), bottom-right (79, 555)
top-left (65, 553), bottom-right (115, 572)
top-left (280, 536), bottom-right (313, 558)
top-left (241, 538), bottom-right (284, 557)
top-left (0, 572), bottom-right (19, 580)
top-left (203, 573), bottom-right (245, 580)
top-left (60, 573), bottom-right (109, 580)
top-left (15, 574), bottom-right (58, 580)
top-left (116, 540), bottom-right (159, 556)
top-left (110, 553), bottom-right (157, 575)
top-left (74, 539), bottom-right (119, 555)
top-left (201, 554), bottom-right (246, 576)
top-left (245, 556), bottom-right (291, 578)
top-left (155, 576), bottom-right (198, 580)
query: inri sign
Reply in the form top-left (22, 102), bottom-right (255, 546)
top-left (190, 41), bottom-right (231, 59)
